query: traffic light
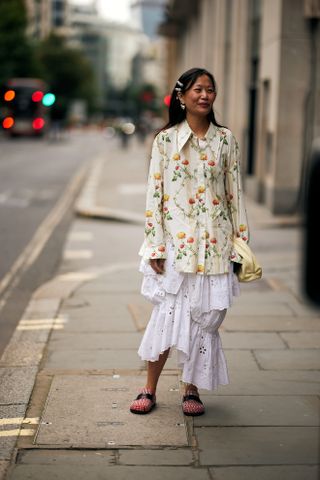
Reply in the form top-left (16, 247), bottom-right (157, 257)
top-left (4, 90), bottom-right (15, 101)
top-left (31, 90), bottom-right (55, 106)
top-left (2, 117), bottom-right (14, 129)
top-left (164, 95), bottom-right (171, 107)
top-left (32, 118), bottom-right (45, 130)
top-left (42, 93), bottom-right (56, 107)
top-left (32, 91), bottom-right (44, 102)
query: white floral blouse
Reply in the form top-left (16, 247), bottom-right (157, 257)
top-left (139, 119), bottom-right (249, 275)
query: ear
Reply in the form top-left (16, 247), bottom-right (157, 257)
top-left (176, 91), bottom-right (183, 101)
top-left (212, 92), bottom-right (217, 103)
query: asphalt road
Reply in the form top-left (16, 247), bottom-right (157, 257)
top-left (0, 129), bottom-right (108, 356)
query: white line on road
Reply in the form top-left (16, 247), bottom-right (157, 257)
top-left (63, 249), bottom-right (93, 260)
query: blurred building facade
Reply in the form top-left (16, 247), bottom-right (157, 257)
top-left (25, 0), bottom-right (70, 39)
top-left (160, 0), bottom-right (320, 214)
top-left (131, 0), bottom-right (166, 39)
top-left (23, 0), bottom-right (168, 120)
top-left (129, 0), bottom-right (167, 94)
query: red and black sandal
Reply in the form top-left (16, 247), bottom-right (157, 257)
top-left (130, 388), bottom-right (156, 414)
top-left (182, 391), bottom-right (205, 416)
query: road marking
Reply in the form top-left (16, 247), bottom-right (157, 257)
top-left (0, 190), bottom-right (12, 203)
top-left (67, 231), bottom-right (93, 241)
top-left (118, 183), bottom-right (146, 195)
top-left (63, 249), bottom-right (93, 260)
top-left (0, 188), bottom-right (57, 208)
top-left (0, 160), bottom-right (92, 312)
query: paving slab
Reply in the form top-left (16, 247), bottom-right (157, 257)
top-left (33, 280), bottom-right (80, 300)
top-left (127, 301), bottom-right (152, 331)
top-left (254, 349), bottom-right (320, 370)
top-left (0, 367), bottom-right (38, 405)
top-left (201, 370), bottom-right (320, 395)
top-left (209, 465), bottom-right (320, 480)
top-left (224, 351), bottom-right (259, 370)
top-left (59, 312), bottom-right (136, 334)
top-left (16, 450), bottom-right (115, 465)
top-left (223, 315), bottom-right (320, 332)
top-left (0, 461), bottom-right (9, 480)
top-left (35, 375), bottom-right (187, 447)
top-left (287, 300), bottom-right (320, 317)
top-left (280, 331), bottom-right (320, 348)
top-left (49, 332), bottom-right (142, 350)
top-left (65, 291), bottom-right (142, 310)
top-left (8, 465), bottom-right (210, 480)
top-left (193, 395), bottom-right (319, 426)
top-left (23, 299), bottom-right (60, 318)
top-left (228, 302), bottom-right (293, 316)
top-left (79, 271), bottom-right (141, 294)
top-left (118, 448), bottom-right (194, 465)
top-left (0, 405), bottom-right (27, 460)
top-left (220, 332), bottom-right (285, 349)
top-left (197, 426), bottom-right (319, 465)
top-left (43, 349), bottom-right (144, 370)
top-left (236, 278), bottom-right (272, 292)
top-left (60, 295), bottom-right (140, 333)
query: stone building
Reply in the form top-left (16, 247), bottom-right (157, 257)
top-left (25, 0), bottom-right (70, 39)
top-left (159, 0), bottom-right (320, 214)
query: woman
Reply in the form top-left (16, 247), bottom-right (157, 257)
top-left (130, 68), bottom-right (249, 416)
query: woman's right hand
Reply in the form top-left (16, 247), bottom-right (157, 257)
top-left (150, 258), bottom-right (165, 274)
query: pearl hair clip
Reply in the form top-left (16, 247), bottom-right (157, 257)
top-left (174, 80), bottom-right (183, 92)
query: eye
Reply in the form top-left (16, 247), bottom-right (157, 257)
top-left (194, 88), bottom-right (201, 93)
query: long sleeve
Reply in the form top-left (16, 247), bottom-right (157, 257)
top-left (139, 135), bottom-right (167, 260)
top-left (224, 133), bottom-right (249, 243)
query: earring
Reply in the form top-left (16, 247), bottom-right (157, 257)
top-left (180, 103), bottom-right (185, 110)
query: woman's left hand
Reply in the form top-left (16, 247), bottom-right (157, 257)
top-left (150, 258), bottom-right (165, 274)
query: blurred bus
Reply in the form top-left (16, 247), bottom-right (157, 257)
top-left (0, 78), bottom-right (55, 137)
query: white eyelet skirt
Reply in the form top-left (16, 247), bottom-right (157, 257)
top-left (138, 243), bottom-right (240, 390)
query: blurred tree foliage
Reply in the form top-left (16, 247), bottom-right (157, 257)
top-left (0, 1), bottom-right (96, 117)
top-left (36, 34), bottom-right (97, 116)
top-left (0, 0), bottom-right (39, 83)
top-left (105, 82), bottom-right (159, 118)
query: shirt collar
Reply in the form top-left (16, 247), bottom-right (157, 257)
top-left (177, 120), bottom-right (217, 151)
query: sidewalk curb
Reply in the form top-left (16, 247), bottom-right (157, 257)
top-left (75, 156), bottom-right (144, 225)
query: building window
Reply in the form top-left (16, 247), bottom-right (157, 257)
top-left (52, 0), bottom-right (65, 27)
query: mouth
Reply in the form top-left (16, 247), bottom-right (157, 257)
top-left (198, 103), bottom-right (210, 108)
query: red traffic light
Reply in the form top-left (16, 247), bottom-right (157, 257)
top-left (2, 117), bottom-right (14, 129)
top-left (32, 91), bottom-right (44, 102)
top-left (32, 118), bottom-right (45, 130)
top-left (164, 95), bottom-right (171, 107)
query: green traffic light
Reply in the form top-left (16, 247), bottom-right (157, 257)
top-left (42, 93), bottom-right (56, 106)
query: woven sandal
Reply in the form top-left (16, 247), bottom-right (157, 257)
top-left (182, 391), bottom-right (205, 416)
top-left (130, 389), bottom-right (156, 415)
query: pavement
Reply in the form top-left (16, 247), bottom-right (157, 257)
top-left (0, 134), bottom-right (319, 480)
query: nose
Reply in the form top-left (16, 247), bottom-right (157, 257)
top-left (200, 89), bottom-right (209, 99)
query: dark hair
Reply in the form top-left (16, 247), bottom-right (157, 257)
top-left (162, 67), bottom-right (224, 130)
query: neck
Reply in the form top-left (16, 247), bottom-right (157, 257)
top-left (186, 114), bottom-right (210, 138)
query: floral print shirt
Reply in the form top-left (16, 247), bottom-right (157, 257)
top-left (139, 120), bottom-right (249, 275)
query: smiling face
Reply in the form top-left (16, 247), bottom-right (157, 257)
top-left (180, 74), bottom-right (216, 118)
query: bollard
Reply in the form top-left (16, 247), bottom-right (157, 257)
top-left (304, 138), bottom-right (320, 306)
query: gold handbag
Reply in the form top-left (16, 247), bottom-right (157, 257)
top-left (233, 237), bottom-right (262, 282)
